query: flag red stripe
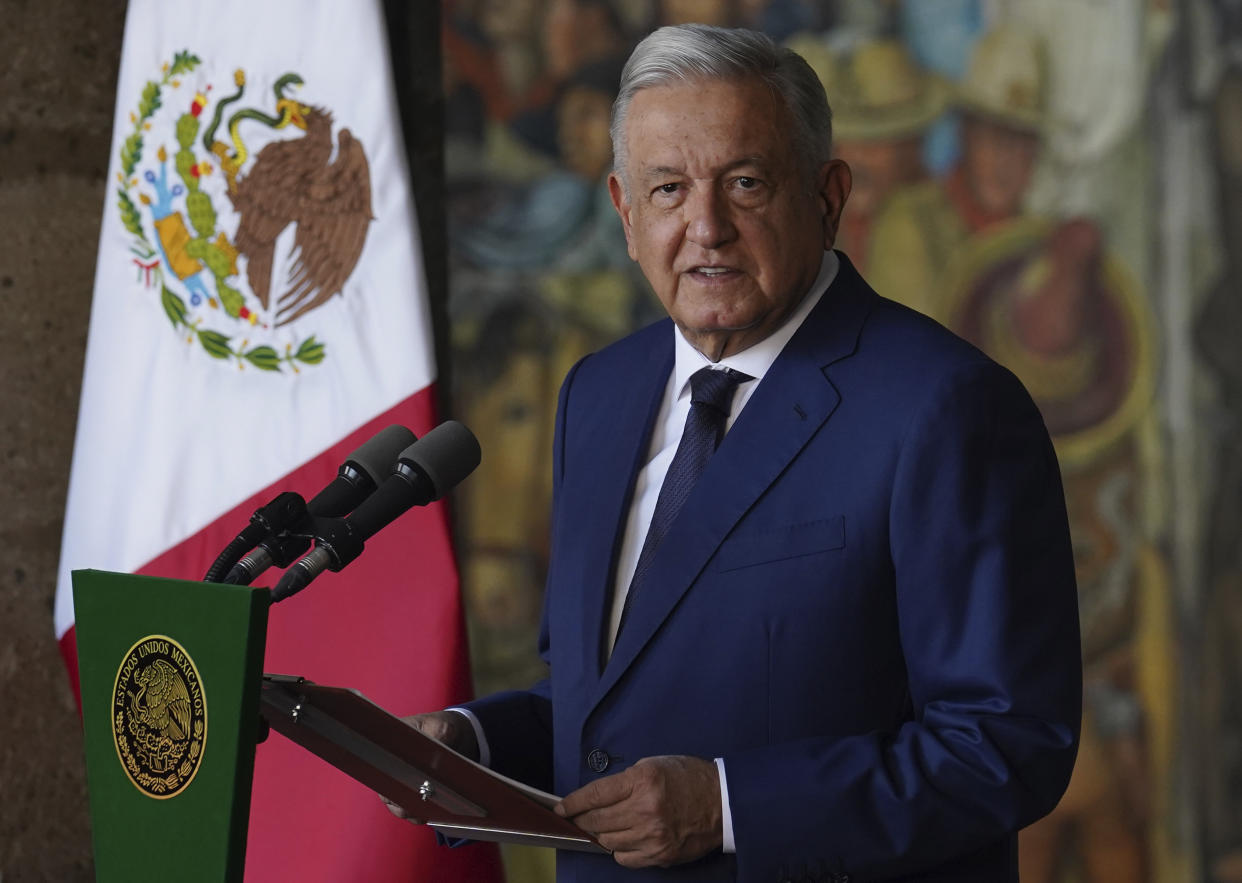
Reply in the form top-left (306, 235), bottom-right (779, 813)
top-left (64, 386), bottom-right (502, 881)
top-left (58, 627), bottom-right (82, 715)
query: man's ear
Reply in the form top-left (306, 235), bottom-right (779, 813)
top-left (816, 159), bottom-right (852, 250)
top-left (608, 171), bottom-right (638, 261)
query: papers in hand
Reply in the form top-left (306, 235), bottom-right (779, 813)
top-left (259, 675), bottom-right (606, 853)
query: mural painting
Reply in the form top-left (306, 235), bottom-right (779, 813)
top-left (442, 1), bottom-right (1239, 880)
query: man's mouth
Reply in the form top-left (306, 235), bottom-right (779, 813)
top-left (689, 266), bottom-right (738, 277)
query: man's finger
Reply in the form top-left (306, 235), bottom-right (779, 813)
top-left (594, 823), bottom-right (653, 855)
top-left (380, 794), bottom-right (425, 825)
top-left (381, 794), bottom-right (407, 818)
top-left (399, 711), bottom-right (480, 761)
top-left (566, 803), bottom-right (642, 836)
top-left (557, 770), bottom-right (636, 817)
top-left (613, 846), bottom-right (665, 869)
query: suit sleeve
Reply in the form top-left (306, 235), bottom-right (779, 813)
top-left (724, 359), bottom-right (1082, 880)
top-left (459, 355), bottom-right (590, 793)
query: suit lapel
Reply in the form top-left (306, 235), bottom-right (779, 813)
top-left (567, 330), bottom-right (674, 685)
top-left (591, 255), bottom-right (876, 712)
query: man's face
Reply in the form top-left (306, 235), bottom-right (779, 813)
top-left (608, 77), bottom-right (850, 360)
top-left (557, 85), bottom-right (614, 180)
top-left (961, 115), bottom-right (1040, 219)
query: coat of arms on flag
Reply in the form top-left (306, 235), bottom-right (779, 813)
top-left (116, 50), bottom-right (374, 372)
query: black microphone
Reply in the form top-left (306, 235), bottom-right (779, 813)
top-left (271, 420), bottom-right (481, 602)
top-left (206, 424), bottom-right (418, 584)
top-left (307, 424), bottom-right (420, 516)
top-left (221, 424), bottom-right (418, 585)
top-left (203, 491), bottom-right (311, 584)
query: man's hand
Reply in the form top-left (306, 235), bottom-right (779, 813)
top-left (404, 710), bottom-right (481, 759)
top-left (555, 755), bottom-right (723, 868)
top-left (382, 711), bottom-right (480, 822)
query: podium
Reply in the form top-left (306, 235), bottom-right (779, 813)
top-left (73, 570), bottom-right (269, 882)
top-left (73, 570), bottom-right (603, 881)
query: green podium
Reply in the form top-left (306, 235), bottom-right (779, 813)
top-left (73, 569), bottom-right (270, 882)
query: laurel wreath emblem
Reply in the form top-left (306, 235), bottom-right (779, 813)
top-left (116, 50), bottom-right (326, 372)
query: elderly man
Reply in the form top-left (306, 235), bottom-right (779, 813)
top-left (401, 24), bottom-right (1081, 882)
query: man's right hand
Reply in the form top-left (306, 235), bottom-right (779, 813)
top-left (404, 710), bottom-right (480, 760)
top-left (382, 710), bottom-right (480, 822)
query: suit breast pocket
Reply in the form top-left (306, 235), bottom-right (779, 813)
top-left (712, 515), bottom-right (846, 572)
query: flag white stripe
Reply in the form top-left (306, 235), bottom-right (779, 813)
top-left (56, 0), bottom-right (434, 638)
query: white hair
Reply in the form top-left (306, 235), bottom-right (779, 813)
top-left (610, 24), bottom-right (834, 189)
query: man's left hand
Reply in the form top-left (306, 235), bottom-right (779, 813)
top-left (555, 755), bottom-right (723, 868)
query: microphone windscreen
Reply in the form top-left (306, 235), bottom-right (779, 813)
top-left (308, 424), bottom-right (418, 516)
top-left (403, 420), bottom-right (481, 501)
top-left (344, 421), bottom-right (481, 543)
top-left (347, 424), bottom-right (418, 484)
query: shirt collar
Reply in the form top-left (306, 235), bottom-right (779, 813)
top-left (670, 250), bottom-right (840, 399)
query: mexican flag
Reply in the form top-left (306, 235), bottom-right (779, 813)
top-left (54, 1), bottom-right (503, 880)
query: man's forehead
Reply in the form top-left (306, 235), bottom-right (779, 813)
top-left (622, 79), bottom-right (785, 150)
top-left (626, 75), bottom-right (771, 113)
top-left (632, 155), bottom-right (772, 182)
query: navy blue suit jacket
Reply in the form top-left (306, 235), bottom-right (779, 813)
top-left (467, 254), bottom-right (1081, 882)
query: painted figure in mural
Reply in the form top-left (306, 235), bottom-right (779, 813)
top-left (444, 0), bottom-right (612, 181)
top-left (543, 0), bottom-right (630, 82)
top-left (508, 0), bottom-right (632, 163)
top-left (946, 216), bottom-right (1156, 883)
top-left (397, 24), bottom-right (1081, 882)
top-left (656, 0), bottom-right (820, 36)
top-left (454, 57), bottom-right (632, 274)
top-left (787, 34), bottom-right (947, 273)
top-left (449, 46), bottom-right (654, 715)
top-left (455, 297), bottom-right (588, 696)
top-left (445, 4), bottom-right (648, 733)
top-left (867, 22), bottom-right (1159, 883)
top-left (866, 25), bottom-right (1046, 318)
top-left (657, 0), bottom-right (735, 27)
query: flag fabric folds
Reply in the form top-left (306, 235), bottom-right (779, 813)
top-left (55, 1), bottom-right (503, 879)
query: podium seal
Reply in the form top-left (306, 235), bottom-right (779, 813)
top-left (112, 634), bottom-right (207, 798)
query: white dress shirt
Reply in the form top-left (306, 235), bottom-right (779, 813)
top-left (455, 250), bottom-right (840, 854)
top-left (605, 252), bottom-right (840, 656)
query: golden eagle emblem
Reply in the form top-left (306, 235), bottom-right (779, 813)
top-left (114, 50), bottom-right (376, 371)
top-left (132, 658), bottom-right (193, 740)
top-left (112, 635), bottom-right (207, 799)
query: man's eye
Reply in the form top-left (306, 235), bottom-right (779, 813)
top-left (735, 177), bottom-right (759, 189)
top-left (656, 183), bottom-right (680, 194)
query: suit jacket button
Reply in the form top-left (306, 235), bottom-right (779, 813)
top-left (586, 748), bottom-right (610, 773)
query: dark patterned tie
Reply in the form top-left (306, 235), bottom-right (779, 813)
top-left (616, 366), bottom-right (753, 638)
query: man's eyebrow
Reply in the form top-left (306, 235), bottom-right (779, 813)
top-left (638, 157), bottom-right (770, 181)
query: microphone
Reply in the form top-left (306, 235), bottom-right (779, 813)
top-left (203, 491), bottom-right (312, 584)
top-left (205, 424), bottom-right (417, 584)
top-left (222, 424), bottom-right (418, 585)
top-left (307, 424), bottom-right (421, 516)
top-left (271, 420), bottom-right (481, 602)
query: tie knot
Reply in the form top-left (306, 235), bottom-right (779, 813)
top-left (689, 367), bottom-right (752, 415)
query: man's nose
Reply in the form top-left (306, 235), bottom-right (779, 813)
top-left (685, 187), bottom-right (736, 249)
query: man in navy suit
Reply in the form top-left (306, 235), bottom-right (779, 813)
top-left (396, 24), bottom-right (1081, 882)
